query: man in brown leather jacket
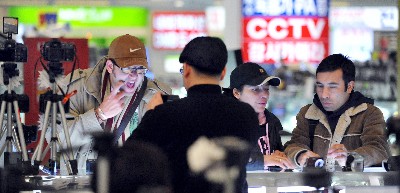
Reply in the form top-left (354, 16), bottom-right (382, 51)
top-left (284, 54), bottom-right (390, 172)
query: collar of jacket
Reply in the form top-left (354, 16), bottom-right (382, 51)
top-left (304, 102), bottom-right (368, 144)
top-left (187, 84), bottom-right (222, 97)
top-left (84, 57), bottom-right (107, 101)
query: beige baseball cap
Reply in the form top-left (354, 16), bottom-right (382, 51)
top-left (108, 34), bottom-right (148, 68)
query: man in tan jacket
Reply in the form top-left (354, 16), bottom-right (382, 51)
top-left (284, 54), bottom-right (390, 172)
top-left (46, 34), bottom-right (170, 175)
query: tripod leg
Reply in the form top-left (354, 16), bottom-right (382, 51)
top-left (57, 101), bottom-right (74, 160)
top-left (31, 144), bottom-right (39, 161)
top-left (50, 102), bottom-right (58, 166)
top-left (40, 144), bottom-right (50, 161)
top-left (7, 101), bottom-right (13, 152)
top-left (12, 101), bottom-right (29, 161)
top-left (0, 123), bottom-right (6, 140)
top-left (0, 100), bottom-right (6, 139)
top-left (0, 139), bottom-right (11, 156)
top-left (56, 136), bottom-right (72, 175)
top-left (57, 101), bottom-right (77, 175)
top-left (35, 100), bottom-right (52, 162)
top-left (11, 127), bottom-right (21, 152)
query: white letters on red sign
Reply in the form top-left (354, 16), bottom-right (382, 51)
top-left (246, 17), bottom-right (326, 40)
top-left (152, 12), bottom-right (206, 50)
top-left (243, 17), bottom-right (328, 64)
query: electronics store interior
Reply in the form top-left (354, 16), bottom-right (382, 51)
top-left (0, 0), bottom-right (399, 193)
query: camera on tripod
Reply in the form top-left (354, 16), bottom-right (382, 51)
top-left (41, 38), bottom-right (75, 62)
top-left (0, 17), bottom-right (27, 63)
top-left (0, 17), bottom-right (29, 112)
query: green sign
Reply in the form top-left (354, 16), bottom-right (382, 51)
top-left (8, 6), bottom-right (148, 27)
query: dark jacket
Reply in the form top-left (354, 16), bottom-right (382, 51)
top-left (127, 84), bottom-right (259, 193)
top-left (246, 109), bottom-right (284, 170)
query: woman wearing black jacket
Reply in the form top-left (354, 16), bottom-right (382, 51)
top-left (224, 62), bottom-right (295, 171)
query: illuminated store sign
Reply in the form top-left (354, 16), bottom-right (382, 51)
top-left (152, 11), bottom-right (207, 50)
top-left (242, 0), bottom-right (329, 64)
top-left (330, 7), bottom-right (398, 31)
top-left (9, 6), bottom-right (148, 27)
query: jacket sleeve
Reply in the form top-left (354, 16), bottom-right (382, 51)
top-left (284, 105), bottom-right (312, 166)
top-left (353, 105), bottom-right (390, 166)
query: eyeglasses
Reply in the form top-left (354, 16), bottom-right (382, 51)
top-left (120, 66), bottom-right (148, 75)
top-left (113, 62), bottom-right (148, 75)
top-left (179, 66), bottom-right (184, 75)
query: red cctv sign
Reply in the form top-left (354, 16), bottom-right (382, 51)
top-left (152, 11), bottom-right (207, 50)
top-left (242, 17), bottom-right (329, 64)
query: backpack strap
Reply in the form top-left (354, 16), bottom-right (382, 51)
top-left (308, 119), bottom-right (319, 151)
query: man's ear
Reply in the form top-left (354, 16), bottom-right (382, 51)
top-left (105, 60), bottom-right (114, 74)
top-left (183, 63), bottom-right (190, 78)
top-left (346, 81), bottom-right (355, 93)
top-left (220, 67), bottom-right (227, 80)
top-left (233, 88), bottom-right (241, 99)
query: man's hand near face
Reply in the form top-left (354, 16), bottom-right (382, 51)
top-left (98, 81), bottom-right (128, 119)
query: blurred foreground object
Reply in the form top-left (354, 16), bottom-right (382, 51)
top-left (187, 136), bottom-right (250, 193)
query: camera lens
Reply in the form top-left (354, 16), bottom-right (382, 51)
top-left (314, 159), bottom-right (324, 168)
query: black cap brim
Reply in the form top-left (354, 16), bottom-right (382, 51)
top-left (248, 75), bottom-right (281, 87)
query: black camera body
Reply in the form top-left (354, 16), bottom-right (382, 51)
top-left (0, 17), bottom-right (27, 63)
top-left (0, 91), bottom-right (29, 113)
top-left (305, 157), bottom-right (324, 168)
top-left (41, 38), bottom-right (75, 62)
top-left (0, 39), bottom-right (27, 62)
top-left (161, 94), bottom-right (180, 103)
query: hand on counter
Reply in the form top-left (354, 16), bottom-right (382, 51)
top-left (327, 144), bottom-right (348, 167)
top-left (264, 150), bottom-right (295, 170)
top-left (297, 150), bottom-right (321, 166)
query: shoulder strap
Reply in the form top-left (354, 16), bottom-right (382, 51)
top-left (308, 119), bottom-right (319, 151)
top-left (113, 77), bottom-right (148, 144)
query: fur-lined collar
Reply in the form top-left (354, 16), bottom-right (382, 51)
top-left (305, 103), bottom-right (368, 145)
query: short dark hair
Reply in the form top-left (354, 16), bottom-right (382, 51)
top-left (316, 54), bottom-right (355, 89)
top-left (179, 36), bottom-right (227, 75)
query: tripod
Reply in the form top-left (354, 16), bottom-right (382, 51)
top-left (0, 62), bottom-right (33, 174)
top-left (32, 61), bottom-right (77, 175)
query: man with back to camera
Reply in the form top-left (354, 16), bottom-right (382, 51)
top-left (47, 34), bottom-right (171, 175)
top-left (126, 36), bottom-right (259, 193)
top-left (284, 53), bottom-right (390, 172)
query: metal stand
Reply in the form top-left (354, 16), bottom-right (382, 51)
top-left (32, 62), bottom-right (77, 175)
top-left (0, 63), bottom-right (33, 175)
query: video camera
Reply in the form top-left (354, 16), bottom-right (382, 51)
top-left (0, 17), bottom-right (27, 63)
top-left (41, 38), bottom-right (75, 62)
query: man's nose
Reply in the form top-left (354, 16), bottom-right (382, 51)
top-left (321, 87), bottom-right (330, 98)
